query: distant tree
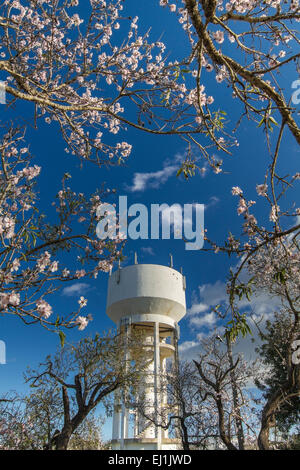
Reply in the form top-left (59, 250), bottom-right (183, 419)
top-left (168, 361), bottom-right (223, 450)
top-left (136, 332), bottom-right (258, 450)
top-left (255, 312), bottom-right (300, 439)
top-left (25, 330), bottom-right (145, 450)
top-left (0, 390), bottom-right (106, 450)
top-left (0, 386), bottom-right (64, 450)
top-left (285, 434), bottom-right (300, 450)
top-left (248, 237), bottom-right (300, 449)
top-left (194, 333), bottom-right (258, 450)
top-left (0, 393), bottom-right (32, 450)
top-left (134, 360), bottom-right (219, 450)
top-left (67, 414), bottom-right (107, 450)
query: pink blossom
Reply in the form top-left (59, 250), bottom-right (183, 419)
top-left (9, 292), bottom-right (20, 306)
top-left (49, 261), bottom-right (59, 273)
top-left (213, 30), bottom-right (224, 44)
top-left (36, 251), bottom-right (51, 272)
top-left (75, 269), bottom-right (86, 279)
top-left (62, 268), bottom-right (70, 277)
top-left (269, 205), bottom-right (279, 222)
top-left (10, 259), bottom-right (20, 272)
top-left (231, 186), bottom-right (243, 196)
top-left (78, 296), bottom-right (87, 308)
top-left (76, 315), bottom-right (89, 331)
top-left (36, 299), bottom-right (52, 319)
top-left (256, 184), bottom-right (268, 197)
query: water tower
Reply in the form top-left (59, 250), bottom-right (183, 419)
top-left (106, 261), bottom-right (186, 450)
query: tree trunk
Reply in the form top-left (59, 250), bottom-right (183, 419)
top-left (180, 417), bottom-right (190, 450)
top-left (216, 396), bottom-right (238, 450)
top-left (258, 394), bottom-right (280, 450)
top-left (226, 336), bottom-right (245, 450)
top-left (258, 424), bottom-right (271, 450)
top-left (53, 431), bottom-right (72, 450)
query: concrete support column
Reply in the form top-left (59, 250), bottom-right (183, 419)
top-left (173, 325), bottom-right (181, 440)
top-left (112, 392), bottom-right (121, 440)
top-left (154, 322), bottom-right (162, 450)
top-left (120, 321), bottom-right (130, 449)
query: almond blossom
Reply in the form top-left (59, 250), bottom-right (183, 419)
top-left (75, 315), bottom-right (89, 331)
top-left (36, 300), bottom-right (52, 319)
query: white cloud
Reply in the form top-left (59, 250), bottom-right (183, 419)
top-left (126, 153), bottom-right (185, 192)
top-left (62, 283), bottom-right (90, 297)
top-left (190, 312), bottom-right (217, 328)
top-left (128, 165), bottom-right (177, 192)
top-left (187, 302), bottom-right (208, 315)
top-left (179, 340), bottom-right (198, 353)
top-left (198, 280), bottom-right (227, 307)
top-left (196, 332), bottom-right (206, 342)
top-left (181, 277), bottom-right (282, 357)
top-left (141, 246), bottom-right (155, 256)
top-left (178, 332), bottom-right (215, 360)
top-left (126, 151), bottom-right (215, 193)
top-left (205, 196), bottom-right (220, 210)
top-left (188, 280), bottom-right (280, 324)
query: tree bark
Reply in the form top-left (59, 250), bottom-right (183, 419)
top-left (53, 429), bottom-right (72, 450)
top-left (226, 336), bottom-right (245, 450)
top-left (180, 417), bottom-right (190, 450)
top-left (215, 396), bottom-right (238, 450)
top-left (185, 0), bottom-right (300, 146)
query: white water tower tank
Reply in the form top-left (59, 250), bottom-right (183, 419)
top-left (106, 263), bottom-right (187, 451)
top-left (107, 263), bottom-right (186, 327)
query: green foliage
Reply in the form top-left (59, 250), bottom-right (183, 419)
top-left (58, 330), bottom-right (66, 348)
top-left (176, 158), bottom-right (197, 180)
top-left (255, 312), bottom-right (300, 433)
top-left (225, 313), bottom-right (252, 342)
top-left (273, 268), bottom-right (286, 285)
top-left (211, 110), bottom-right (227, 133)
top-left (257, 111), bottom-right (278, 132)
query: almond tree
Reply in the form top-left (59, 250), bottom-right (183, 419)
top-left (0, 394), bottom-right (31, 450)
top-left (158, 8), bottom-right (300, 441)
top-left (67, 414), bottom-right (107, 450)
top-left (0, 0), bottom-right (231, 332)
top-left (135, 336), bottom-right (259, 450)
top-left (0, 388), bottom-right (61, 450)
top-left (249, 242), bottom-right (300, 449)
top-left (25, 331), bottom-right (145, 450)
top-left (193, 333), bottom-right (258, 450)
top-left (0, 2), bottom-right (299, 333)
top-left (157, 0), bottom-right (300, 333)
top-left (0, 386), bottom-right (106, 449)
top-left (165, 0), bottom-right (300, 155)
top-left (0, 0), bottom-right (219, 168)
top-left (0, 125), bottom-right (122, 332)
top-left (255, 312), bottom-right (300, 448)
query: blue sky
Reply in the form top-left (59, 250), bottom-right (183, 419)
top-left (0, 0), bottom-right (299, 440)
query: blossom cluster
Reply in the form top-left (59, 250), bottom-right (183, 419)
top-left (0, 0), bottom-right (221, 167)
top-left (0, 127), bottom-right (121, 331)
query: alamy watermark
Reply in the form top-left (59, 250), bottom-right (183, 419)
top-left (292, 340), bottom-right (300, 365)
top-left (291, 80), bottom-right (300, 105)
top-left (0, 81), bottom-right (6, 105)
top-left (0, 340), bottom-right (6, 365)
top-left (96, 196), bottom-right (204, 250)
